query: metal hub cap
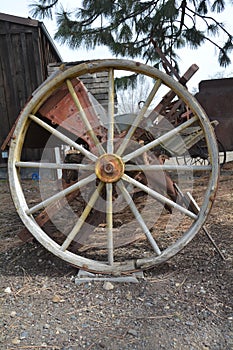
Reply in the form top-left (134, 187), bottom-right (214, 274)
top-left (95, 154), bottom-right (125, 183)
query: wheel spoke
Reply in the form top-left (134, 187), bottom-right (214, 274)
top-left (15, 161), bottom-right (94, 171)
top-left (117, 180), bottom-right (161, 255)
top-left (122, 115), bottom-right (198, 163)
top-left (66, 79), bottom-right (105, 155)
top-left (29, 114), bottom-right (97, 162)
top-left (60, 182), bottom-right (104, 251)
top-left (122, 173), bottom-right (197, 219)
top-left (106, 183), bottom-right (114, 265)
top-left (116, 79), bottom-right (162, 156)
top-left (26, 173), bottom-right (96, 215)
top-left (125, 164), bottom-right (211, 172)
top-left (107, 69), bottom-right (115, 154)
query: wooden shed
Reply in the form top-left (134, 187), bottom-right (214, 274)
top-left (0, 12), bottom-right (62, 168)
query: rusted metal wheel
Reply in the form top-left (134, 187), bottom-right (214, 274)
top-left (8, 59), bottom-right (219, 274)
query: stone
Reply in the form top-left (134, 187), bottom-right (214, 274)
top-left (127, 329), bottom-right (138, 337)
top-left (103, 281), bottom-right (114, 290)
top-left (12, 338), bottom-right (20, 345)
top-left (20, 331), bottom-right (29, 340)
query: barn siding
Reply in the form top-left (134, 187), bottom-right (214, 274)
top-left (0, 13), bottom-right (62, 166)
top-left (48, 63), bottom-right (117, 110)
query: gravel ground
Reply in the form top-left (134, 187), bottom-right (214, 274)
top-left (0, 164), bottom-right (232, 350)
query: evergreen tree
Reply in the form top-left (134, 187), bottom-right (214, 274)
top-left (30, 0), bottom-right (233, 69)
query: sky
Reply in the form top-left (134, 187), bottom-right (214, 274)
top-left (1, 0), bottom-right (233, 91)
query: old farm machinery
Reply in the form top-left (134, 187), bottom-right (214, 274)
top-left (5, 59), bottom-right (219, 274)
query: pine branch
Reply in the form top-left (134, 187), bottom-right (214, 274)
top-left (28, 0), bottom-right (233, 68)
top-left (29, 0), bottom-right (59, 19)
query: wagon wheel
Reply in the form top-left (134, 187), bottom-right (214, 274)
top-left (8, 59), bottom-right (219, 274)
top-left (176, 138), bottom-right (226, 167)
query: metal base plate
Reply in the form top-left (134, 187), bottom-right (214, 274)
top-left (74, 269), bottom-right (144, 284)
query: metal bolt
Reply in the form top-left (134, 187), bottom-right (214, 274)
top-left (104, 162), bottom-right (114, 174)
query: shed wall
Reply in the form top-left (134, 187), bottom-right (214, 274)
top-left (0, 14), bottom-right (61, 165)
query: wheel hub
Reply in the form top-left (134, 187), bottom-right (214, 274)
top-left (95, 154), bottom-right (124, 183)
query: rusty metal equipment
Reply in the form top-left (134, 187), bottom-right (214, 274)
top-left (195, 77), bottom-right (233, 157)
top-left (6, 59), bottom-right (219, 274)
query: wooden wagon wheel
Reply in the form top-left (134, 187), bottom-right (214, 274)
top-left (176, 138), bottom-right (226, 167)
top-left (8, 59), bottom-right (219, 274)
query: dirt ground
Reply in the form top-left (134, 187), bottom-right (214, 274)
top-left (0, 164), bottom-right (232, 350)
